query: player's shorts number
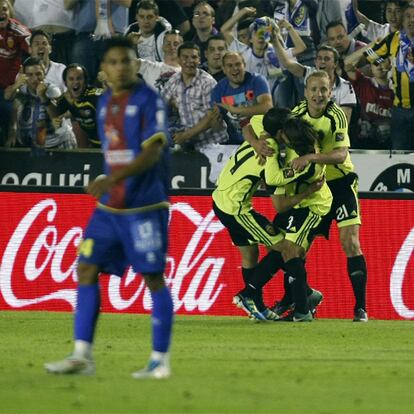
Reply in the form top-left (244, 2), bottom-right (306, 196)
top-left (78, 238), bottom-right (94, 258)
top-left (286, 215), bottom-right (294, 230)
top-left (336, 204), bottom-right (349, 221)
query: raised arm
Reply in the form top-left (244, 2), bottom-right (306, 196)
top-left (344, 41), bottom-right (375, 71)
top-left (271, 178), bottom-right (324, 213)
top-left (351, 0), bottom-right (371, 27)
top-left (277, 19), bottom-right (306, 57)
top-left (220, 7), bottom-right (256, 45)
top-left (272, 28), bottom-right (306, 78)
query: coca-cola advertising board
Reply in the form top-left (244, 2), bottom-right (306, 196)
top-left (0, 192), bottom-right (413, 320)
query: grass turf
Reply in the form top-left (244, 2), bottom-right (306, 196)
top-left (0, 311), bottom-right (413, 414)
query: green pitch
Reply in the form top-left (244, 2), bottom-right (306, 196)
top-left (0, 312), bottom-right (413, 414)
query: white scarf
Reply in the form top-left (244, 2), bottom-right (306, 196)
top-left (94, 0), bottom-right (114, 40)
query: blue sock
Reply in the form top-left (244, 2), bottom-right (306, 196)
top-left (151, 287), bottom-right (174, 353)
top-left (74, 283), bottom-right (100, 343)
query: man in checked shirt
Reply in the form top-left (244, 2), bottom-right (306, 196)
top-left (161, 41), bottom-right (228, 151)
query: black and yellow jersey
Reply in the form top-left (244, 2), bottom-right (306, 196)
top-left (212, 140), bottom-right (264, 215)
top-left (251, 115), bottom-right (332, 217)
top-left (56, 87), bottom-right (103, 148)
top-left (368, 31), bottom-right (414, 109)
top-left (212, 115), bottom-right (332, 217)
top-left (292, 100), bottom-right (354, 181)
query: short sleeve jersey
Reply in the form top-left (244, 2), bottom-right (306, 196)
top-left (292, 100), bottom-right (354, 181)
top-left (96, 82), bottom-right (170, 211)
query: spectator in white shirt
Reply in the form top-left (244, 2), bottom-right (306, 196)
top-left (221, 8), bottom-right (306, 96)
top-left (351, 0), bottom-right (403, 41)
top-left (136, 29), bottom-right (183, 91)
top-left (28, 30), bottom-right (66, 93)
top-left (125, 0), bottom-right (171, 62)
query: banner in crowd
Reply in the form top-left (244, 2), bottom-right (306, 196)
top-left (1, 149), bottom-right (413, 192)
top-left (0, 192), bottom-right (413, 320)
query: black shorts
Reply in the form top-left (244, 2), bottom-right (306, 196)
top-left (327, 172), bottom-right (361, 228)
top-left (273, 207), bottom-right (327, 251)
top-left (213, 202), bottom-right (283, 247)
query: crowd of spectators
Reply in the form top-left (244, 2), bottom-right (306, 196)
top-left (0, 0), bottom-right (413, 152)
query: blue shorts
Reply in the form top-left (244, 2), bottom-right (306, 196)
top-left (78, 207), bottom-right (169, 276)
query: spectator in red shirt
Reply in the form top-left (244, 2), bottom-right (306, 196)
top-left (0, 0), bottom-right (30, 145)
top-left (345, 54), bottom-right (394, 149)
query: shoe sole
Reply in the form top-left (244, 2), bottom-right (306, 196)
top-left (44, 362), bottom-right (95, 375)
top-left (131, 371), bottom-right (170, 379)
top-left (44, 366), bottom-right (95, 375)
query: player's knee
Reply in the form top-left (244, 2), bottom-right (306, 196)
top-left (281, 243), bottom-right (304, 262)
top-left (239, 245), bottom-right (259, 268)
top-left (77, 262), bottom-right (99, 285)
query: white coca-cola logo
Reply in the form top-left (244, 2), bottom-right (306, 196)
top-left (0, 199), bottom-right (226, 312)
top-left (390, 226), bottom-right (414, 319)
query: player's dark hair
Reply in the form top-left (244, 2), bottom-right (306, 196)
top-left (263, 107), bottom-right (292, 137)
top-left (136, 0), bottom-right (159, 15)
top-left (29, 30), bottom-right (52, 46)
top-left (62, 63), bottom-right (89, 85)
top-left (317, 44), bottom-right (340, 63)
top-left (282, 118), bottom-right (317, 156)
top-left (177, 41), bottom-right (200, 57)
top-left (22, 57), bottom-right (45, 72)
top-left (101, 36), bottom-right (136, 60)
top-left (326, 20), bottom-right (347, 33)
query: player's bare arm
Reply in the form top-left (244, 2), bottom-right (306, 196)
top-left (291, 147), bottom-right (348, 171)
top-left (86, 138), bottom-right (165, 199)
top-left (242, 124), bottom-right (275, 163)
top-left (271, 178), bottom-right (325, 213)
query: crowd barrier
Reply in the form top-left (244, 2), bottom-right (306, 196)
top-left (0, 189), bottom-right (413, 320)
top-left (1, 148), bottom-right (414, 191)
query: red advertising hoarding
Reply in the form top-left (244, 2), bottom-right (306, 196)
top-left (0, 192), bottom-right (413, 320)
